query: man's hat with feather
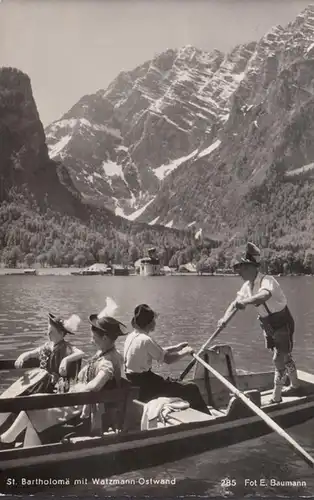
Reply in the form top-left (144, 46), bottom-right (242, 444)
top-left (232, 242), bottom-right (261, 269)
top-left (48, 313), bottom-right (81, 335)
top-left (89, 297), bottom-right (127, 338)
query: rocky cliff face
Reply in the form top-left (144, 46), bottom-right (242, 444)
top-left (0, 68), bottom-right (201, 268)
top-left (45, 4), bottom-right (314, 248)
top-left (135, 5), bottom-right (314, 245)
top-left (0, 67), bottom-right (86, 217)
top-left (45, 43), bottom-right (256, 217)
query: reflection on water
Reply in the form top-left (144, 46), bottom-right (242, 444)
top-left (1, 274), bottom-right (314, 497)
top-left (39, 419), bottom-right (314, 498)
top-left (79, 419), bottom-right (314, 498)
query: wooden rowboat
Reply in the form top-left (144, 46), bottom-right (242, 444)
top-left (0, 344), bottom-right (314, 493)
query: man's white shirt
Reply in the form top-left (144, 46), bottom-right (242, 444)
top-left (236, 273), bottom-right (287, 317)
top-left (124, 331), bottom-right (165, 373)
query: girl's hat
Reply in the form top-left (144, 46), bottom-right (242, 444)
top-left (89, 297), bottom-right (128, 337)
top-left (232, 242), bottom-right (261, 269)
top-left (131, 304), bottom-right (157, 329)
top-left (48, 313), bottom-right (81, 335)
top-left (89, 315), bottom-right (127, 337)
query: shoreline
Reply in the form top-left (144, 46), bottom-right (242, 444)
top-left (0, 269), bottom-right (236, 277)
top-left (0, 268), bottom-right (310, 277)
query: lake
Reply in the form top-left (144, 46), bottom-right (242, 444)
top-left (1, 274), bottom-right (314, 497)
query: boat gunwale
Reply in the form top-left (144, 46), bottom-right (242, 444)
top-left (0, 367), bottom-right (278, 413)
top-left (1, 390), bottom-right (314, 466)
top-left (2, 397), bottom-right (314, 472)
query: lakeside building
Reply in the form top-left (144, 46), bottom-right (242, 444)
top-left (134, 247), bottom-right (161, 276)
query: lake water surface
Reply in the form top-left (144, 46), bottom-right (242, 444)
top-left (1, 274), bottom-right (314, 497)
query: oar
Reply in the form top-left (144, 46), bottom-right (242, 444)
top-left (193, 352), bottom-right (314, 469)
top-left (178, 308), bottom-right (237, 381)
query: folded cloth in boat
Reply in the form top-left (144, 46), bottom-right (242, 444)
top-left (141, 397), bottom-right (190, 430)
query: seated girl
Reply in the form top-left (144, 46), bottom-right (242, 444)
top-left (0, 302), bottom-right (126, 449)
top-left (0, 312), bottom-right (84, 431)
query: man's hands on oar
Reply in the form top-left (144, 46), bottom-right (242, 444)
top-left (182, 346), bottom-right (194, 356)
top-left (217, 302), bottom-right (243, 329)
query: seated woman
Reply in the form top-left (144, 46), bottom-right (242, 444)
top-left (124, 304), bottom-right (210, 414)
top-left (0, 305), bottom-right (126, 449)
top-left (0, 312), bottom-right (84, 431)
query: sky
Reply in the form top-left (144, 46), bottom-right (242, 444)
top-left (0, 0), bottom-right (312, 126)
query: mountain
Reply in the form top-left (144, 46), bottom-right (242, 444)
top-left (0, 68), bottom-right (85, 217)
top-left (138, 4), bottom-right (314, 246)
top-left (45, 4), bottom-right (314, 252)
top-left (0, 67), bottom-right (213, 268)
top-left (45, 43), bottom-right (256, 218)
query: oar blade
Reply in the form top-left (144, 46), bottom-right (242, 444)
top-left (194, 353), bottom-right (314, 470)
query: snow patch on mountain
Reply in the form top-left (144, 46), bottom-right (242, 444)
top-left (124, 197), bottom-right (156, 221)
top-left (285, 162), bottom-right (314, 177)
top-left (162, 114), bottom-right (189, 133)
top-left (154, 149), bottom-right (199, 180)
top-left (198, 139), bottom-right (221, 158)
top-left (221, 113), bottom-right (230, 122)
top-left (48, 118), bottom-right (86, 133)
top-left (306, 42), bottom-right (314, 53)
top-left (44, 41), bottom-right (258, 221)
top-left (93, 124), bottom-right (122, 138)
top-left (149, 216), bottom-right (160, 225)
top-left (47, 118), bottom-right (121, 139)
top-left (233, 71), bottom-right (246, 83)
top-left (102, 160), bottom-right (125, 179)
top-left (115, 205), bottom-right (127, 218)
top-left (165, 220), bottom-right (174, 228)
top-left (49, 135), bottom-right (72, 158)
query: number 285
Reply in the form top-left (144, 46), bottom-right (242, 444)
top-left (221, 478), bottom-right (236, 487)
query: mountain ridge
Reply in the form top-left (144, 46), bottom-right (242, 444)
top-left (0, 66), bottom-right (218, 268)
top-left (45, 41), bottom-right (257, 217)
top-left (45, 4), bottom-right (314, 246)
top-left (134, 4), bottom-right (314, 240)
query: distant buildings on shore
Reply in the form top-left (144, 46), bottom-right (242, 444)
top-left (71, 263), bottom-right (130, 276)
top-left (134, 247), bottom-right (162, 276)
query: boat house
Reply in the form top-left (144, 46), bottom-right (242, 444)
top-left (112, 265), bottom-right (129, 276)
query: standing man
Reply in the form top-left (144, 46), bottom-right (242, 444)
top-left (218, 242), bottom-right (300, 403)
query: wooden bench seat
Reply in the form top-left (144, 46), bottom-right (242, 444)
top-left (165, 407), bottom-right (215, 425)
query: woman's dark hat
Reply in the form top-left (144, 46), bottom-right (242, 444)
top-left (232, 242), bottom-right (261, 269)
top-left (89, 314), bottom-right (127, 337)
top-left (48, 313), bottom-right (81, 335)
top-left (131, 304), bottom-right (157, 329)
